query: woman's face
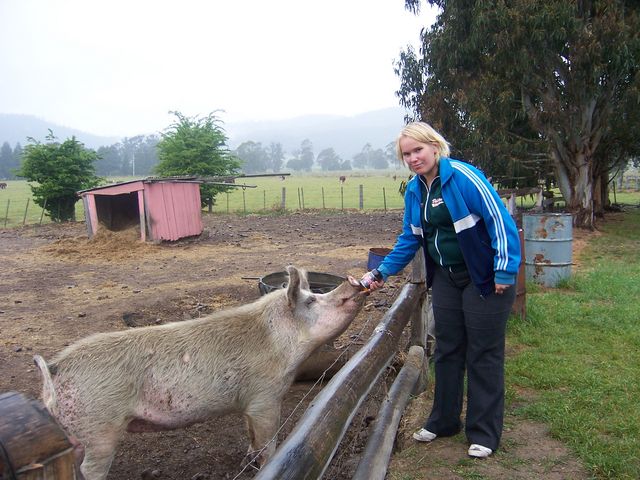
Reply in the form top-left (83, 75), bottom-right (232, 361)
top-left (399, 136), bottom-right (439, 180)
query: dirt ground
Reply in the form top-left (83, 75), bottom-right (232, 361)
top-left (0, 210), bottom-right (590, 479)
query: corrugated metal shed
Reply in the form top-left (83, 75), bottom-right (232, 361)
top-left (77, 179), bottom-right (203, 242)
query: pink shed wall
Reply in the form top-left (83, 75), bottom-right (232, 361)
top-left (144, 182), bottom-right (203, 241)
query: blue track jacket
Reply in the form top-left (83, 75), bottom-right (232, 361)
top-left (377, 157), bottom-right (521, 296)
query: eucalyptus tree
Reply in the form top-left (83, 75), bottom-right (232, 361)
top-left (267, 142), bottom-right (285, 172)
top-left (0, 142), bottom-right (13, 179)
top-left (235, 140), bottom-right (269, 173)
top-left (317, 147), bottom-right (343, 171)
top-left (398, 0), bottom-right (640, 227)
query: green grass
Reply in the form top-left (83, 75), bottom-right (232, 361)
top-left (208, 171), bottom-right (408, 213)
top-left (0, 172), bottom-right (410, 227)
top-left (507, 202), bottom-right (640, 479)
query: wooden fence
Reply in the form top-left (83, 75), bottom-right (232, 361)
top-left (254, 187), bottom-right (536, 479)
top-left (255, 256), bottom-right (430, 480)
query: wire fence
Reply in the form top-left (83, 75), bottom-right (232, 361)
top-left (1, 183), bottom-right (407, 229)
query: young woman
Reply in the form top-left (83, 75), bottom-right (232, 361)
top-left (363, 121), bottom-right (520, 457)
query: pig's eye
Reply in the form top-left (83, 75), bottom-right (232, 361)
top-left (305, 296), bottom-right (317, 307)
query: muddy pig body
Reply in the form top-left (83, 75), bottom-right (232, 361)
top-left (34, 266), bottom-right (365, 480)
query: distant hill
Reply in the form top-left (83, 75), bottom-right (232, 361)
top-left (0, 114), bottom-right (120, 149)
top-left (0, 107), bottom-right (410, 160)
top-left (226, 107), bottom-right (409, 160)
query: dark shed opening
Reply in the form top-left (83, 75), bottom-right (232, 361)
top-left (94, 193), bottom-right (141, 231)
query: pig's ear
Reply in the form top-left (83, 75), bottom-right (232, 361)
top-left (299, 269), bottom-right (310, 291)
top-left (286, 265), bottom-right (302, 305)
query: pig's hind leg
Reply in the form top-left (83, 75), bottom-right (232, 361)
top-left (242, 401), bottom-right (281, 468)
top-left (77, 424), bottom-right (125, 480)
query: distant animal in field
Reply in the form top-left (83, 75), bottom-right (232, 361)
top-left (0, 182), bottom-right (7, 189)
top-left (339, 176), bottom-right (346, 184)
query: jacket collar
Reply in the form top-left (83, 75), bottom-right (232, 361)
top-left (407, 157), bottom-right (454, 197)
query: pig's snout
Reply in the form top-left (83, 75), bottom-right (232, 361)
top-left (347, 276), bottom-right (373, 297)
top-left (345, 276), bottom-right (370, 301)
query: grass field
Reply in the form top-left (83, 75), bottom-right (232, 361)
top-left (507, 205), bottom-right (640, 479)
top-left (0, 172), bottom-right (411, 227)
top-left (1, 174), bottom-right (638, 228)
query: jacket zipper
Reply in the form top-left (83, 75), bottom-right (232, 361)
top-left (419, 175), bottom-right (445, 267)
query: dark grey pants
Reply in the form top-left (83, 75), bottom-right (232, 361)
top-left (425, 266), bottom-right (516, 451)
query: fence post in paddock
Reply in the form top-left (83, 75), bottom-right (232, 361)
top-left (352, 345), bottom-right (425, 480)
top-left (281, 187), bottom-right (286, 210)
top-left (359, 184), bottom-right (364, 210)
top-left (22, 198), bottom-right (30, 226)
top-left (255, 282), bottom-right (425, 480)
top-left (39, 199), bottom-right (48, 225)
top-left (409, 249), bottom-right (430, 393)
top-left (3, 199), bottom-right (9, 227)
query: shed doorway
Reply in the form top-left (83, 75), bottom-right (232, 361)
top-left (94, 192), bottom-right (141, 231)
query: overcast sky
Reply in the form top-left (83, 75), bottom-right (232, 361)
top-left (0, 1), bottom-right (437, 138)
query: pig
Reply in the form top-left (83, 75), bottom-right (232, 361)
top-left (34, 266), bottom-right (366, 480)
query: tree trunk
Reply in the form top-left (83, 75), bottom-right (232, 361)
top-left (593, 170), bottom-right (609, 217)
top-left (553, 151), bottom-right (595, 229)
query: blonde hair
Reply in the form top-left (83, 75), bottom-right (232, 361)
top-left (395, 122), bottom-right (451, 164)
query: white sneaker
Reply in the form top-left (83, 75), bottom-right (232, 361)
top-left (412, 428), bottom-right (437, 442)
top-left (468, 444), bottom-right (493, 458)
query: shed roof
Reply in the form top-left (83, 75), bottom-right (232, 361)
top-left (77, 177), bottom-right (200, 195)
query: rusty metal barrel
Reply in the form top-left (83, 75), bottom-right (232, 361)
top-left (523, 213), bottom-right (573, 287)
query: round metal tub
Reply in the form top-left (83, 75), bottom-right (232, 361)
top-left (258, 271), bottom-right (344, 296)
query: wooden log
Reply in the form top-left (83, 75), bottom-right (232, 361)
top-left (352, 345), bottom-right (425, 480)
top-left (255, 283), bottom-right (424, 480)
top-left (0, 391), bottom-right (75, 480)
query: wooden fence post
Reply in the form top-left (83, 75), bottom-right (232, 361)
top-left (3, 199), bottom-right (9, 227)
top-left (22, 198), bottom-right (30, 225)
top-left (409, 248), bottom-right (430, 394)
top-left (359, 184), bottom-right (364, 210)
top-left (352, 345), bottom-right (425, 480)
top-left (281, 187), bottom-right (286, 210)
top-left (39, 199), bottom-right (48, 225)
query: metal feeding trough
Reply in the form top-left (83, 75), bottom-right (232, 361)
top-left (258, 271), bottom-right (344, 296)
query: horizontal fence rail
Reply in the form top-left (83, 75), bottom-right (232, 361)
top-left (352, 344), bottom-right (425, 480)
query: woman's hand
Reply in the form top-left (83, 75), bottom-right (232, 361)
top-left (366, 278), bottom-right (385, 292)
top-left (494, 283), bottom-right (511, 295)
top-left (360, 270), bottom-right (385, 292)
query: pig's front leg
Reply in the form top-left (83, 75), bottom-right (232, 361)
top-left (243, 400), bottom-right (281, 468)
